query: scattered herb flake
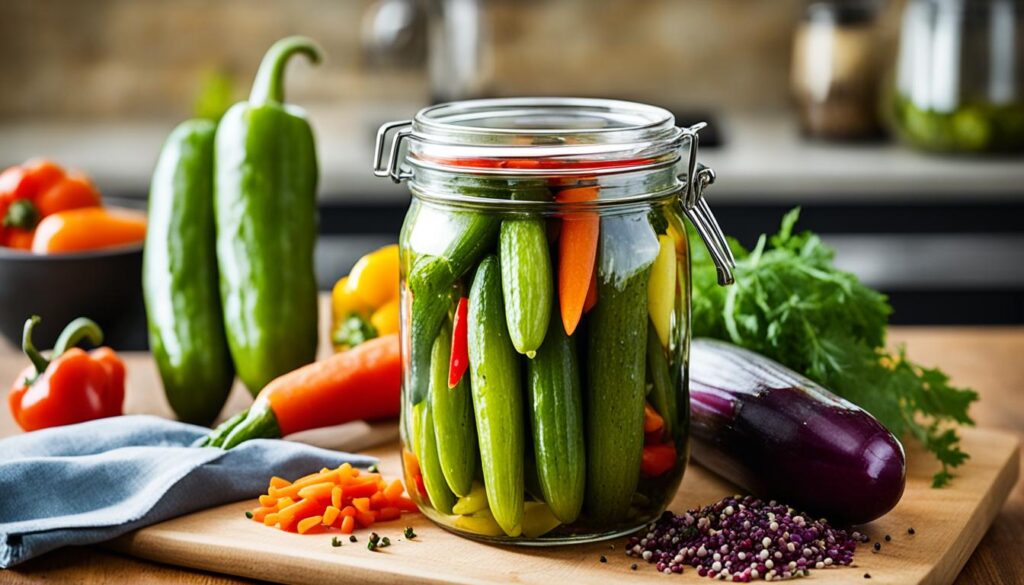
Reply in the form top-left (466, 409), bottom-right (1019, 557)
top-left (244, 511), bottom-right (253, 519)
top-left (350, 535), bottom-right (358, 542)
top-left (331, 536), bottom-right (342, 548)
top-left (404, 526), bottom-right (416, 539)
top-left (367, 464), bottom-right (379, 473)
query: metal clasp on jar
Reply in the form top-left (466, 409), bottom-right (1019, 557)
top-left (680, 123), bottom-right (735, 286)
top-left (373, 119), bottom-right (414, 183)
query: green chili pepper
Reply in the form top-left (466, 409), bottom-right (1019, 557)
top-left (215, 36), bottom-right (321, 394)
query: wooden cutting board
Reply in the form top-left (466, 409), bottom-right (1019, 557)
top-left (111, 426), bottom-right (1019, 585)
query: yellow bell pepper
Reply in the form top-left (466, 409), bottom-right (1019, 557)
top-left (370, 297), bottom-right (401, 337)
top-left (348, 244), bottom-right (400, 308)
top-left (331, 244), bottom-right (401, 351)
top-left (331, 276), bottom-right (368, 323)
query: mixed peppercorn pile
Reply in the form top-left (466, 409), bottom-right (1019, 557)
top-left (625, 495), bottom-right (868, 581)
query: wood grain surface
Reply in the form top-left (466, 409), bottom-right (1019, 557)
top-left (2, 326), bottom-right (1023, 585)
top-left (110, 426), bottom-right (1018, 585)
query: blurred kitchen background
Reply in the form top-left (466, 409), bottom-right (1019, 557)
top-left (1, 0), bottom-right (1022, 325)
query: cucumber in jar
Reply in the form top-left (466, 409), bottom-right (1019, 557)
top-left (406, 205), bottom-right (500, 406)
top-left (430, 322), bottom-right (478, 497)
top-left (499, 181), bottom-right (554, 358)
top-left (527, 320), bottom-right (585, 524)
top-left (467, 255), bottom-right (525, 537)
top-left (585, 213), bottom-right (660, 523)
top-left (499, 218), bottom-right (553, 358)
top-left (413, 400), bottom-right (457, 515)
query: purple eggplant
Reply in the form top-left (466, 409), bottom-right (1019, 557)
top-left (689, 338), bottom-right (906, 525)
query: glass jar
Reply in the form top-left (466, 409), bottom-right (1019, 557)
top-left (791, 0), bottom-right (886, 140)
top-left (891, 0), bottom-right (1024, 152)
top-left (372, 98), bottom-right (734, 544)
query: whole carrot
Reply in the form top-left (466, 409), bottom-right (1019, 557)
top-left (203, 333), bottom-right (401, 449)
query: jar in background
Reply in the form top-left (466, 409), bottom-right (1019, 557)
top-left (891, 0), bottom-right (1024, 153)
top-left (373, 98), bottom-right (734, 544)
top-left (792, 0), bottom-right (886, 140)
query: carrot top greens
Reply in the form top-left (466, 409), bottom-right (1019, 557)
top-left (691, 208), bottom-right (978, 487)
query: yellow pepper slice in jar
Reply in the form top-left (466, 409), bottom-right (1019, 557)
top-left (647, 234), bottom-right (677, 349)
top-left (521, 501), bottom-right (561, 538)
top-left (452, 482), bottom-right (489, 515)
top-left (454, 508), bottom-right (506, 537)
top-left (348, 244), bottom-right (400, 308)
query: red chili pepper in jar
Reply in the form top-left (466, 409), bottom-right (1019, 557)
top-left (0, 159), bottom-right (102, 249)
top-left (7, 316), bottom-right (125, 432)
top-left (448, 296), bottom-right (470, 388)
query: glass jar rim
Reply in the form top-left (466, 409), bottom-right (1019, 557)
top-left (413, 97), bottom-right (679, 142)
top-left (402, 97), bottom-right (687, 177)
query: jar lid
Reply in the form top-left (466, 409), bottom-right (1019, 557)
top-left (376, 97), bottom-right (692, 179)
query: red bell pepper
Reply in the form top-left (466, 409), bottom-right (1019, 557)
top-left (448, 296), bottom-right (469, 388)
top-left (0, 159), bottom-right (102, 250)
top-left (7, 316), bottom-right (125, 432)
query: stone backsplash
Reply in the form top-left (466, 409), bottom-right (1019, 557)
top-left (0, 0), bottom-right (840, 120)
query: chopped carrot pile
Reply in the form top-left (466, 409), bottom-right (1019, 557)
top-left (249, 463), bottom-right (419, 534)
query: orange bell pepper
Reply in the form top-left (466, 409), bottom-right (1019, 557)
top-left (7, 316), bottom-right (125, 432)
top-left (32, 207), bottom-right (146, 254)
top-left (0, 159), bottom-right (102, 249)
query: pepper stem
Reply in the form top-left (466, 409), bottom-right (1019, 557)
top-left (249, 36), bottom-right (322, 106)
top-left (3, 199), bottom-right (40, 230)
top-left (52, 317), bottom-right (104, 358)
top-left (21, 316), bottom-right (50, 375)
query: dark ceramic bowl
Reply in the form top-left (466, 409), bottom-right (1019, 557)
top-left (0, 242), bottom-right (148, 351)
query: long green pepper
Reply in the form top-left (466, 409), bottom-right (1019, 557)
top-left (215, 36), bottom-right (321, 394)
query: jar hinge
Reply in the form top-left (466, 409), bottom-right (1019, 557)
top-left (373, 120), bottom-right (414, 183)
top-left (680, 123), bottom-right (735, 286)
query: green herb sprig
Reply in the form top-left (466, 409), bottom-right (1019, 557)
top-left (691, 208), bottom-right (978, 487)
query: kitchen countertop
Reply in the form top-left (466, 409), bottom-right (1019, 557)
top-left (1, 326), bottom-right (1022, 584)
top-left (1, 110), bottom-right (1022, 203)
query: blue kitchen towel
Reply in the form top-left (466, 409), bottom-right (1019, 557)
top-left (0, 415), bottom-right (377, 568)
